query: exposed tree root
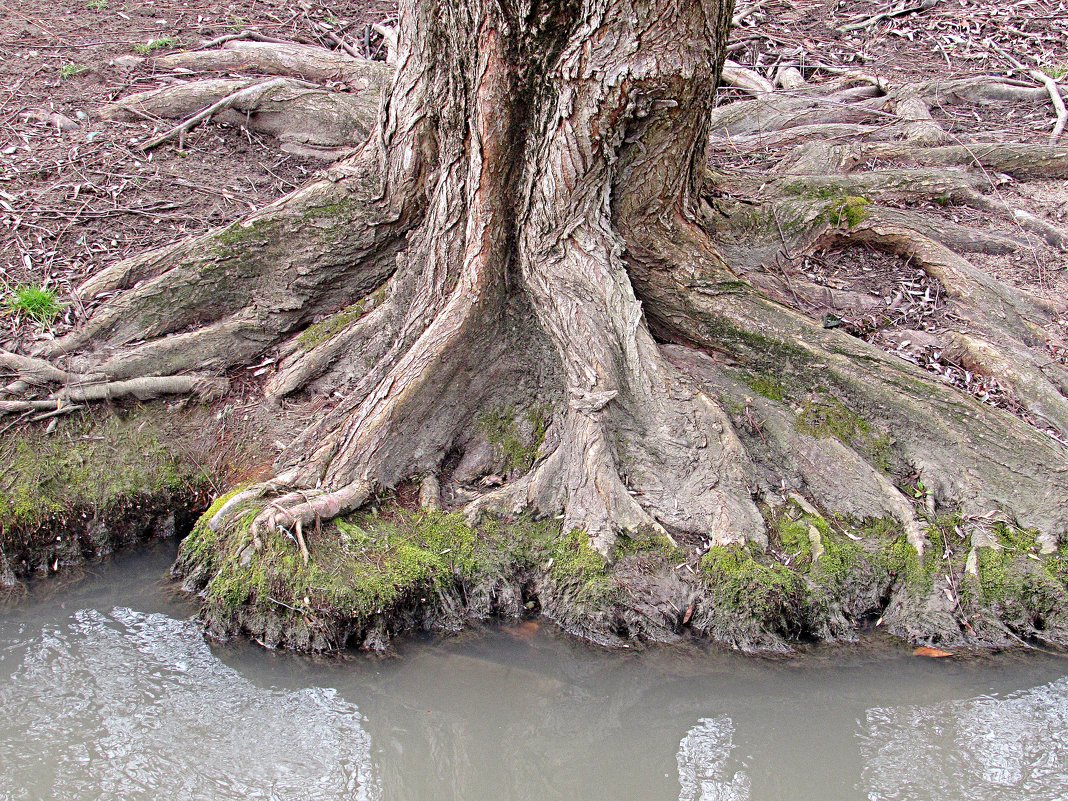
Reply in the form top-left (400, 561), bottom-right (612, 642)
top-left (5, 1), bottom-right (1068, 652)
top-left (106, 41), bottom-right (389, 157)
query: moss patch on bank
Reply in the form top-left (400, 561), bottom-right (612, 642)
top-left (967, 524), bottom-right (1068, 637)
top-left (174, 492), bottom-right (1068, 654)
top-left (0, 407), bottom-right (214, 578)
top-left (176, 504), bottom-right (571, 650)
top-left (699, 544), bottom-right (807, 644)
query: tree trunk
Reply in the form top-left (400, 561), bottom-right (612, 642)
top-left (234, 0), bottom-right (762, 554)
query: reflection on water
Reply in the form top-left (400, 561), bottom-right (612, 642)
top-left (677, 718), bottom-right (750, 801)
top-left (860, 676), bottom-right (1068, 801)
top-left (0, 608), bottom-right (379, 801)
top-left (1, 542), bottom-right (1066, 801)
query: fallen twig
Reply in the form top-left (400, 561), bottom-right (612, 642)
top-left (985, 39), bottom-right (1067, 145)
top-left (838, 0), bottom-right (940, 34)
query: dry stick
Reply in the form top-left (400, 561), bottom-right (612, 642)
top-left (196, 30), bottom-right (290, 50)
top-left (30, 404), bottom-right (83, 423)
top-left (985, 39), bottom-right (1067, 145)
top-left (1034, 72), bottom-right (1067, 144)
top-left (138, 77), bottom-right (318, 151)
top-left (838, 0), bottom-right (940, 34)
top-left (315, 26), bottom-right (362, 61)
top-left (731, 0), bottom-right (771, 27)
top-left (371, 23), bottom-right (398, 65)
top-left (297, 1), bottom-right (363, 61)
top-left (0, 399), bottom-right (77, 413)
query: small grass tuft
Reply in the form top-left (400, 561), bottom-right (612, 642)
top-left (86, 0), bottom-right (108, 10)
top-left (1040, 63), bottom-right (1067, 80)
top-left (133, 37), bottom-right (180, 55)
top-left (59, 64), bottom-right (90, 79)
top-left (2, 284), bottom-right (63, 326)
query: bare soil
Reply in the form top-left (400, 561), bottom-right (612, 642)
top-left (4, 0), bottom-right (1063, 307)
top-left (0, 0), bottom-right (393, 343)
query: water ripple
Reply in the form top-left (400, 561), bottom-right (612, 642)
top-left (860, 676), bottom-right (1068, 801)
top-left (677, 717), bottom-right (751, 801)
top-left (0, 608), bottom-right (380, 801)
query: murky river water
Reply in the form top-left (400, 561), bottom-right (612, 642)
top-left (1, 540), bottom-right (1066, 801)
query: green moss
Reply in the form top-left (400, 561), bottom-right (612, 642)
top-left (1049, 543), bottom-right (1068, 588)
top-left (781, 182), bottom-right (853, 200)
top-left (869, 433), bottom-right (894, 473)
top-left (479, 512), bottom-right (559, 571)
top-left (773, 504), bottom-right (865, 596)
top-left (175, 486), bottom-right (252, 578)
top-left (0, 411), bottom-right (205, 535)
top-left (478, 405), bottom-right (549, 474)
top-left (708, 280), bottom-right (753, 295)
top-left (213, 218), bottom-right (271, 253)
top-left (874, 515), bottom-right (963, 596)
top-left (693, 312), bottom-right (816, 378)
top-left (972, 524), bottom-right (1065, 611)
top-left (700, 545), bottom-right (806, 630)
top-left (858, 516), bottom-right (902, 540)
top-left (298, 304), bottom-right (365, 350)
top-left (548, 529), bottom-right (613, 603)
top-left (796, 396), bottom-right (869, 443)
top-left (826, 196), bottom-right (870, 228)
top-left (187, 506), bottom-right (567, 624)
top-left (778, 183), bottom-right (870, 228)
top-left (744, 374), bottom-right (786, 402)
top-left (301, 197), bottom-right (358, 222)
top-left (612, 528), bottom-right (683, 562)
top-left (796, 394), bottom-right (896, 473)
top-left (878, 535), bottom-right (926, 590)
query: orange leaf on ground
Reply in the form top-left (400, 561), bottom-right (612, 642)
top-left (913, 646), bottom-right (954, 658)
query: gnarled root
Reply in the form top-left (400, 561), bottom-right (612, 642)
top-left (107, 40), bottom-right (390, 158)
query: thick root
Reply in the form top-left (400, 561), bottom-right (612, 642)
top-left (106, 77), bottom-right (381, 157)
top-left (106, 40), bottom-right (390, 158)
top-left (155, 40), bottom-right (391, 85)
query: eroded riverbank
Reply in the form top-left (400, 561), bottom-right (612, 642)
top-left (1, 541), bottom-right (1067, 801)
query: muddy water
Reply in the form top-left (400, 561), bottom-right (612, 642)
top-left (1, 542), bottom-right (1066, 801)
